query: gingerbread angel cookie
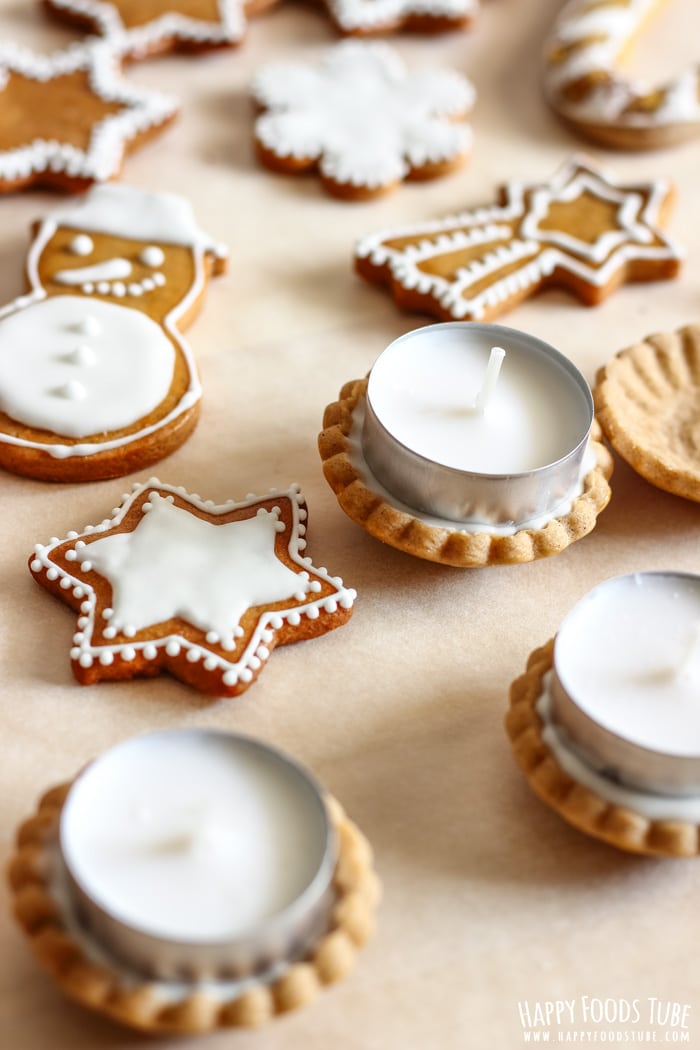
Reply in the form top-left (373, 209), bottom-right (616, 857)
top-left (253, 42), bottom-right (475, 200)
top-left (0, 185), bottom-right (227, 482)
top-left (355, 156), bottom-right (682, 322)
top-left (0, 40), bottom-right (177, 192)
top-left (29, 479), bottom-right (356, 697)
top-left (544, 0), bottom-right (700, 150)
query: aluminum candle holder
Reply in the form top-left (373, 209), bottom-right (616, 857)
top-left (361, 322), bottom-right (594, 528)
top-left (550, 572), bottom-right (700, 797)
top-left (58, 729), bottom-right (337, 980)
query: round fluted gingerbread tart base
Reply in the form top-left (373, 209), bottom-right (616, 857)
top-left (505, 640), bottom-right (700, 858)
top-left (594, 324), bottom-right (700, 503)
top-left (319, 377), bottom-right (613, 567)
top-left (7, 787), bottom-right (380, 1034)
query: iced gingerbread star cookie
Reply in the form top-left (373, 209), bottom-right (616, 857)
top-left (0, 184), bottom-right (227, 482)
top-left (0, 39), bottom-right (177, 192)
top-left (29, 480), bottom-right (356, 697)
top-left (355, 155), bottom-right (682, 321)
top-left (252, 42), bottom-right (474, 200)
top-left (544, 0), bottom-right (700, 150)
top-left (41, 0), bottom-right (275, 62)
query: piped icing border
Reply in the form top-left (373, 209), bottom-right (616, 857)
top-left (322, 0), bottom-right (476, 34)
top-left (354, 156), bottom-right (682, 322)
top-left (44, 0), bottom-right (248, 60)
top-left (543, 0), bottom-right (700, 148)
top-left (0, 39), bottom-right (178, 187)
top-left (29, 479), bottom-right (357, 695)
top-left (252, 41), bottom-right (474, 196)
top-left (8, 788), bottom-right (380, 1032)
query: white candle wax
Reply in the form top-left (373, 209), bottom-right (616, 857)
top-left (555, 573), bottom-right (700, 758)
top-left (60, 731), bottom-right (332, 949)
top-left (367, 324), bottom-right (590, 474)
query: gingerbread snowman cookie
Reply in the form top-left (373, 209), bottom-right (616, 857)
top-left (0, 185), bottom-right (227, 482)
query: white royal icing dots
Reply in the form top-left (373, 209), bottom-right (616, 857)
top-left (140, 245), bottom-right (165, 268)
top-left (253, 41), bottom-right (475, 192)
top-left (30, 480), bottom-right (357, 688)
top-left (69, 234), bottom-right (94, 256)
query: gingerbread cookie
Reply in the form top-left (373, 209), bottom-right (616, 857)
top-left (252, 42), bottom-right (474, 200)
top-left (0, 185), bottom-right (227, 482)
top-left (0, 39), bottom-right (177, 192)
top-left (355, 155), bottom-right (682, 322)
top-left (544, 0), bottom-right (700, 150)
top-left (44, 0), bottom-right (476, 50)
top-left (594, 324), bottom-right (700, 503)
top-left (29, 479), bottom-right (356, 696)
top-left (41, 0), bottom-right (275, 62)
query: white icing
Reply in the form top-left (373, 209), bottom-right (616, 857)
top-left (140, 245), bottom-right (165, 267)
top-left (76, 315), bottom-right (101, 337)
top-left (2, 184), bottom-right (227, 460)
top-left (69, 235), bottom-right (94, 256)
top-left (355, 156), bottom-right (683, 320)
top-left (53, 258), bottom-right (132, 285)
top-left (544, 0), bottom-right (700, 135)
top-left (31, 480), bottom-right (357, 685)
top-left (45, 183), bottom-right (228, 253)
top-left (253, 41), bottom-right (474, 191)
top-left (537, 674), bottom-right (700, 823)
top-left (46, 0), bottom-right (247, 59)
top-left (324, 0), bottom-right (476, 31)
top-left (0, 39), bottom-right (178, 184)
top-left (0, 297), bottom-right (174, 438)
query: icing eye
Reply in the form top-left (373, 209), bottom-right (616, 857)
top-left (140, 246), bottom-right (165, 268)
top-left (69, 235), bottom-right (94, 257)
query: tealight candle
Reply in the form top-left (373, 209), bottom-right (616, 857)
top-left (59, 730), bottom-right (336, 979)
top-left (362, 322), bottom-right (593, 526)
top-left (551, 573), bottom-right (700, 796)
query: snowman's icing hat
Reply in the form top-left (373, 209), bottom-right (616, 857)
top-left (46, 184), bottom-right (227, 256)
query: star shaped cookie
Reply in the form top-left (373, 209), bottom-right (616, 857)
top-left (44, 0), bottom-right (476, 55)
top-left (0, 40), bottom-right (178, 192)
top-left (43, 0), bottom-right (254, 60)
top-left (355, 155), bottom-right (682, 322)
top-left (29, 480), bottom-right (356, 696)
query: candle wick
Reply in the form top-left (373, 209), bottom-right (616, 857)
top-left (676, 621), bottom-right (700, 682)
top-left (474, 346), bottom-right (506, 413)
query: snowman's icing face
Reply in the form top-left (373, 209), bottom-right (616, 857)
top-left (0, 296), bottom-right (175, 438)
top-left (37, 230), bottom-right (197, 316)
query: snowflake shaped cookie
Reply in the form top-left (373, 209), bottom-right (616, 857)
top-left (43, 0), bottom-right (254, 61)
top-left (252, 42), bottom-right (475, 200)
top-left (29, 480), bottom-right (356, 697)
top-left (355, 155), bottom-right (682, 320)
top-left (0, 39), bottom-right (178, 192)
